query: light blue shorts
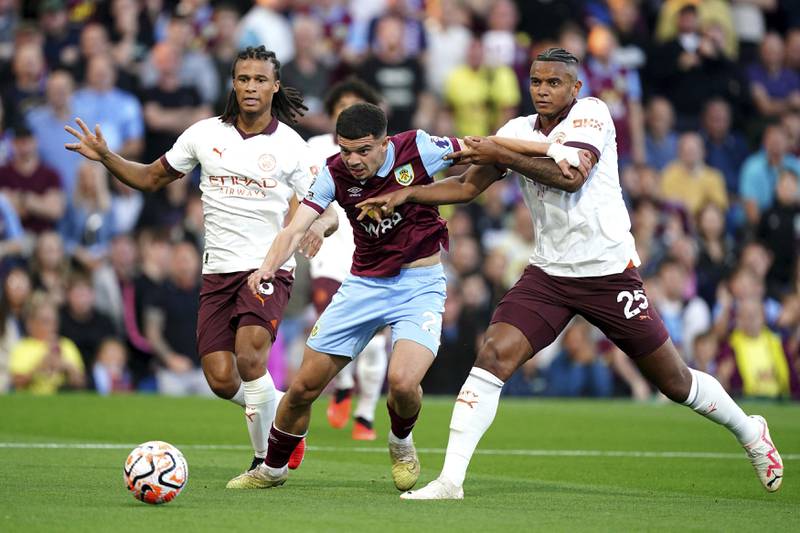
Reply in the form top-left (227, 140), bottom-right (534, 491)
top-left (306, 264), bottom-right (446, 358)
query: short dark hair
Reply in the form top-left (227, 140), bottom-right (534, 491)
top-left (12, 123), bottom-right (33, 139)
top-left (323, 77), bottom-right (381, 117)
top-left (535, 47), bottom-right (580, 65)
top-left (336, 103), bottom-right (387, 140)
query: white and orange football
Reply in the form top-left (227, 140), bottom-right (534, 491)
top-left (123, 441), bottom-right (188, 505)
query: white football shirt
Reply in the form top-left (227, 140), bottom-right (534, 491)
top-left (161, 116), bottom-right (314, 274)
top-left (306, 133), bottom-right (355, 283)
top-left (495, 97), bottom-right (640, 277)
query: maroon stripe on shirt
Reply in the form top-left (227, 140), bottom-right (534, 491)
top-left (449, 136), bottom-right (461, 151)
top-left (564, 141), bottom-right (601, 162)
top-left (159, 155), bottom-right (185, 178)
top-left (302, 198), bottom-right (325, 214)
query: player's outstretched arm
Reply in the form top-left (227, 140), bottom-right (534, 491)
top-left (65, 117), bottom-right (179, 193)
top-left (297, 205), bottom-right (339, 259)
top-left (248, 204), bottom-right (320, 295)
top-left (355, 164), bottom-right (501, 221)
top-left (504, 148), bottom-right (597, 192)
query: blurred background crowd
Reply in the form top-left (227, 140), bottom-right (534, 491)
top-left (0, 0), bottom-right (798, 402)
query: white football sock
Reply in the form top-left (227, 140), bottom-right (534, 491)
top-left (243, 373), bottom-right (277, 459)
top-left (354, 336), bottom-right (388, 422)
top-left (334, 360), bottom-right (356, 390)
top-left (682, 368), bottom-right (759, 445)
top-left (229, 383), bottom-right (245, 407)
top-left (440, 367), bottom-right (504, 487)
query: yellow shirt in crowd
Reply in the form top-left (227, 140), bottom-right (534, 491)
top-left (9, 338), bottom-right (84, 395)
top-left (659, 162), bottom-right (728, 217)
top-left (729, 328), bottom-right (790, 399)
top-left (445, 65), bottom-right (520, 137)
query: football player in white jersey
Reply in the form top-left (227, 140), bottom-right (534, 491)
top-left (358, 48), bottom-right (783, 499)
top-left (308, 78), bottom-right (389, 441)
top-left (65, 46), bottom-right (338, 489)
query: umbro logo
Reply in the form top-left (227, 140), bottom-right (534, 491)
top-left (347, 186), bottom-right (362, 197)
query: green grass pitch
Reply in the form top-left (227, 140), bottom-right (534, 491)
top-left (0, 394), bottom-right (797, 532)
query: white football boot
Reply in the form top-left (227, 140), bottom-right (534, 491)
top-left (400, 476), bottom-right (464, 500)
top-left (743, 415), bottom-right (783, 492)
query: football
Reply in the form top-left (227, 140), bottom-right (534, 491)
top-left (123, 441), bottom-right (188, 505)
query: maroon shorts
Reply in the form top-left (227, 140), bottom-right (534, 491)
top-left (196, 269), bottom-right (294, 357)
top-left (491, 265), bottom-right (669, 359)
top-left (310, 277), bottom-right (342, 315)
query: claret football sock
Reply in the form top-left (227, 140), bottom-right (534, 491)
top-left (387, 402), bottom-right (418, 441)
top-left (265, 424), bottom-right (305, 469)
top-left (682, 368), bottom-right (759, 445)
top-left (243, 373), bottom-right (277, 459)
top-left (440, 367), bottom-right (504, 487)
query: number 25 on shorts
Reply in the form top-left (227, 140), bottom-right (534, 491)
top-left (616, 289), bottom-right (649, 319)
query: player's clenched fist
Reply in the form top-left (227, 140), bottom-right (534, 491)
top-left (355, 188), bottom-right (412, 222)
top-left (64, 117), bottom-right (111, 161)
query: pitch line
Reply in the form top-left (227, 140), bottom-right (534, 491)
top-left (0, 442), bottom-right (796, 460)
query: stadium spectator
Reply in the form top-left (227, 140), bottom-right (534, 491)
top-left (108, 0), bottom-right (150, 74)
top-left (109, 178), bottom-right (142, 236)
top-left (747, 32), bottom-right (800, 119)
top-left (143, 241), bottom-right (210, 396)
top-left (72, 54), bottom-right (144, 159)
top-left (608, 0), bottom-right (648, 71)
top-left (72, 22), bottom-right (138, 92)
top-left (39, 0), bottom-right (80, 70)
top-left (631, 197), bottom-right (667, 278)
top-left (209, 3), bottom-right (241, 115)
top-left (544, 317), bottom-right (613, 398)
top-left (26, 70), bottom-right (83, 196)
top-left (739, 124), bottom-right (800, 227)
top-left (59, 161), bottom-right (115, 270)
top-left (0, 0), bottom-right (18, 64)
top-left (9, 292), bottom-right (85, 394)
top-left (652, 258), bottom-right (712, 363)
top-left (0, 124), bottom-right (66, 234)
top-left (92, 233), bottom-right (136, 334)
top-left (730, 0), bottom-right (773, 64)
top-left (691, 329), bottom-right (719, 375)
top-left (486, 202), bottom-right (535, 288)
top-left (584, 25), bottom-right (645, 165)
top-left (357, 15), bottom-right (433, 133)
top-left (758, 169), bottom-right (800, 296)
top-left (644, 96), bottom-right (678, 171)
top-left (781, 111), bottom-right (800, 156)
top-left (695, 202), bottom-right (737, 307)
top-left (59, 270), bottom-right (118, 384)
top-left (718, 297), bottom-right (793, 399)
top-left (557, 23), bottom-right (591, 102)
top-left (424, 0), bottom-right (471, 97)
top-left (481, 0), bottom-right (528, 83)
top-left (660, 132), bottom-right (728, 217)
top-left (699, 98), bottom-right (749, 196)
top-left (92, 337), bottom-right (132, 395)
top-left (1, 42), bottom-right (45, 129)
top-left (0, 192), bottom-right (24, 274)
top-left (140, 13), bottom-right (219, 106)
top-left (362, 0), bottom-right (428, 61)
top-left (282, 16), bottom-right (332, 139)
top-left (0, 267), bottom-right (31, 393)
top-left (30, 230), bottom-right (70, 305)
top-left (238, 0), bottom-right (295, 63)
top-left (443, 37), bottom-right (520, 138)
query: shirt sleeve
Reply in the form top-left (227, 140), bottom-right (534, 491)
top-left (287, 143), bottom-right (316, 201)
top-left (0, 195), bottom-right (23, 239)
top-left (301, 165), bottom-right (336, 214)
top-left (161, 122), bottom-right (200, 178)
top-left (561, 98), bottom-right (611, 161)
top-left (415, 129), bottom-right (461, 177)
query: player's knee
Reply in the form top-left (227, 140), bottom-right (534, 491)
top-left (235, 347), bottom-right (268, 381)
top-left (386, 373), bottom-right (420, 403)
top-left (203, 369), bottom-right (238, 399)
top-left (656, 366), bottom-right (693, 403)
top-left (475, 338), bottom-right (515, 382)
top-left (286, 377), bottom-right (323, 408)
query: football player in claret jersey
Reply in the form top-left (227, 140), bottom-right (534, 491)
top-left (64, 46), bottom-right (338, 489)
top-left (308, 78), bottom-right (389, 441)
top-left (245, 102), bottom-right (584, 490)
top-left (357, 48), bottom-right (783, 500)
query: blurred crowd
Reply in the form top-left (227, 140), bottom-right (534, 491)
top-left (0, 0), bottom-right (798, 401)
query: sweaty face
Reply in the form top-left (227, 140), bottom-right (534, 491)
top-left (233, 59), bottom-right (279, 117)
top-left (338, 135), bottom-right (389, 179)
top-left (529, 61), bottom-right (580, 118)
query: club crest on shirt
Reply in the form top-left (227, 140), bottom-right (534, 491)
top-left (310, 323), bottom-right (320, 338)
top-left (394, 163), bottom-right (414, 186)
top-left (258, 154), bottom-right (276, 172)
top-left (552, 132), bottom-right (566, 144)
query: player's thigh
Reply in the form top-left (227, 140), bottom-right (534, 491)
top-left (386, 265), bottom-right (447, 358)
top-left (307, 276), bottom-right (386, 358)
top-left (386, 339), bottom-right (436, 391)
top-left (197, 278), bottom-right (238, 357)
top-left (574, 268), bottom-right (669, 359)
top-left (291, 345), bottom-right (352, 399)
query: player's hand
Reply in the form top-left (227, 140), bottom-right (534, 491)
top-left (247, 267), bottom-right (275, 297)
top-left (355, 188), bottom-right (411, 221)
top-left (298, 221), bottom-right (324, 258)
top-left (443, 136), bottom-right (503, 165)
top-left (64, 117), bottom-right (111, 161)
